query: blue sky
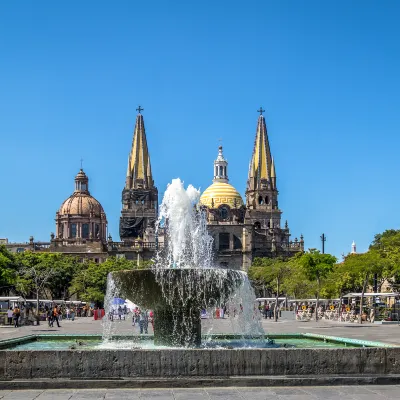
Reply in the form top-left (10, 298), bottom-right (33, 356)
top-left (1, 1), bottom-right (399, 259)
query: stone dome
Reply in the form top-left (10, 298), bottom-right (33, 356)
top-left (200, 181), bottom-right (244, 208)
top-left (59, 193), bottom-right (105, 216)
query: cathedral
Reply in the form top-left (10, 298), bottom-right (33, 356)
top-left (5, 108), bottom-right (303, 270)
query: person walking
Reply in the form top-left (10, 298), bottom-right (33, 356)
top-left (149, 310), bottom-right (154, 331)
top-left (138, 310), bottom-right (148, 334)
top-left (13, 306), bottom-right (20, 328)
top-left (51, 305), bottom-right (61, 328)
top-left (66, 307), bottom-right (70, 320)
top-left (70, 306), bottom-right (75, 321)
top-left (46, 307), bottom-right (52, 327)
top-left (7, 307), bottom-right (13, 325)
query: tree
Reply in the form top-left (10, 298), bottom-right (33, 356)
top-left (0, 245), bottom-right (17, 295)
top-left (370, 229), bottom-right (400, 291)
top-left (249, 257), bottom-right (292, 321)
top-left (297, 250), bottom-right (337, 321)
top-left (16, 266), bottom-right (55, 322)
top-left (342, 250), bottom-right (390, 323)
top-left (14, 252), bottom-right (81, 300)
top-left (69, 257), bottom-right (138, 305)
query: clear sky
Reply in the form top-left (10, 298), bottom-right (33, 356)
top-left (1, 1), bottom-right (399, 259)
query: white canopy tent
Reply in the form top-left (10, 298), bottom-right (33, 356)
top-left (0, 296), bottom-right (24, 302)
top-left (342, 292), bottom-right (399, 298)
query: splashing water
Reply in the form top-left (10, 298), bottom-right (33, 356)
top-left (155, 178), bottom-right (213, 269)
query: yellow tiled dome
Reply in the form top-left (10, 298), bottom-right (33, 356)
top-left (200, 182), bottom-right (243, 208)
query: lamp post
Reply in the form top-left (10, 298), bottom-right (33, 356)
top-left (320, 233), bottom-right (326, 254)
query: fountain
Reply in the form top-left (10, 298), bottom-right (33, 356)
top-left (1, 180), bottom-right (395, 386)
top-left (106, 178), bottom-right (263, 347)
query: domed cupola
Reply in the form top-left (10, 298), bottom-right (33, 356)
top-left (200, 146), bottom-right (244, 210)
top-left (56, 169), bottom-right (107, 241)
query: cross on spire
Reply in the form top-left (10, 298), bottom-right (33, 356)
top-left (80, 157), bottom-right (83, 169)
top-left (257, 107), bottom-right (265, 115)
top-left (136, 105), bottom-right (144, 114)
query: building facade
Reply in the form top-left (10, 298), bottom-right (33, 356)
top-left (199, 112), bottom-right (303, 270)
top-left (5, 109), bottom-right (303, 270)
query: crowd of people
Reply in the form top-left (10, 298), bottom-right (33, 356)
top-left (3, 302), bottom-right (95, 327)
top-left (108, 306), bottom-right (154, 334)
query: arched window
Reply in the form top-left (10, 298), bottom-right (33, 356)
top-left (70, 224), bottom-right (77, 238)
top-left (258, 196), bottom-right (263, 205)
top-left (219, 206), bottom-right (229, 220)
top-left (82, 224), bottom-right (89, 239)
top-left (254, 221), bottom-right (261, 229)
top-left (265, 196), bottom-right (269, 204)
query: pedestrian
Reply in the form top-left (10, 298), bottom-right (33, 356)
top-left (138, 309), bottom-right (148, 334)
top-left (264, 304), bottom-right (269, 319)
top-left (370, 308), bottom-right (375, 323)
top-left (7, 307), bottom-right (13, 325)
top-left (46, 307), bottom-right (52, 327)
top-left (134, 307), bottom-right (139, 325)
top-left (51, 305), bottom-right (60, 328)
top-left (149, 310), bottom-right (154, 330)
top-left (13, 305), bottom-right (20, 328)
top-left (70, 306), bottom-right (75, 321)
top-left (66, 307), bottom-right (70, 320)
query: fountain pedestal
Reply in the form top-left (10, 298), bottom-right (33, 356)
top-left (154, 304), bottom-right (201, 346)
top-left (111, 268), bottom-right (244, 347)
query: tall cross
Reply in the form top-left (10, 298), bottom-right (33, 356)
top-left (80, 158), bottom-right (83, 169)
top-left (136, 105), bottom-right (144, 114)
top-left (218, 138), bottom-right (223, 146)
top-left (257, 107), bottom-right (265, 115)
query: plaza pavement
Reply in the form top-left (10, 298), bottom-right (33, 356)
top-left (1, 315), bottom-right (400, 345)
top-left (1, 317), bottom-right (400, 397)
top-left (0, 386), bottom-right (400, 399)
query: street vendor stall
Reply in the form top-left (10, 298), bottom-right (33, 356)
top-left (341, 292), bottom-right (399, 322)
top-left (0, 296), bottom-right (24, 325)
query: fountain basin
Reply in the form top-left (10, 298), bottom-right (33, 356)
top-left (111, 268), bottom-right (246, 346)
top-left (0, 335), bottom-right (398, 382)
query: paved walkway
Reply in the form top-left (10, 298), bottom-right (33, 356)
top-left (1, 316), bottom-right (400, 345)
top-left (0, 386), bottom-right (400, 399)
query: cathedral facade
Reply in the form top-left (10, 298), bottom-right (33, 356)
top-left (5, 109), bottom-right (303, 270)
top-left (198, 112), bottom-right (303, 270)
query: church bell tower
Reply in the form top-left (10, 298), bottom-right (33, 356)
top-left (119, 107), bottom-right (158, 242)
top-left (245, 108), bottom-right (281, 229)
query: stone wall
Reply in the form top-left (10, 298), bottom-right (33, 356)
top-left (1, 348), bottom-right (400, 379)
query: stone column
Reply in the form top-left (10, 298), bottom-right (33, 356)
top-left (242, 225), bottom-right (253, 272)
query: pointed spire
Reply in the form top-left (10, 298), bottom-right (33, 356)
top-left (351, 240), bottom-right (357, 254)
top-left (271, 157), bottom-right (276, 189)
top-left (126, 109), bottom-right (154, 189)
top-left (247, 111), bottom-right (274, 191)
